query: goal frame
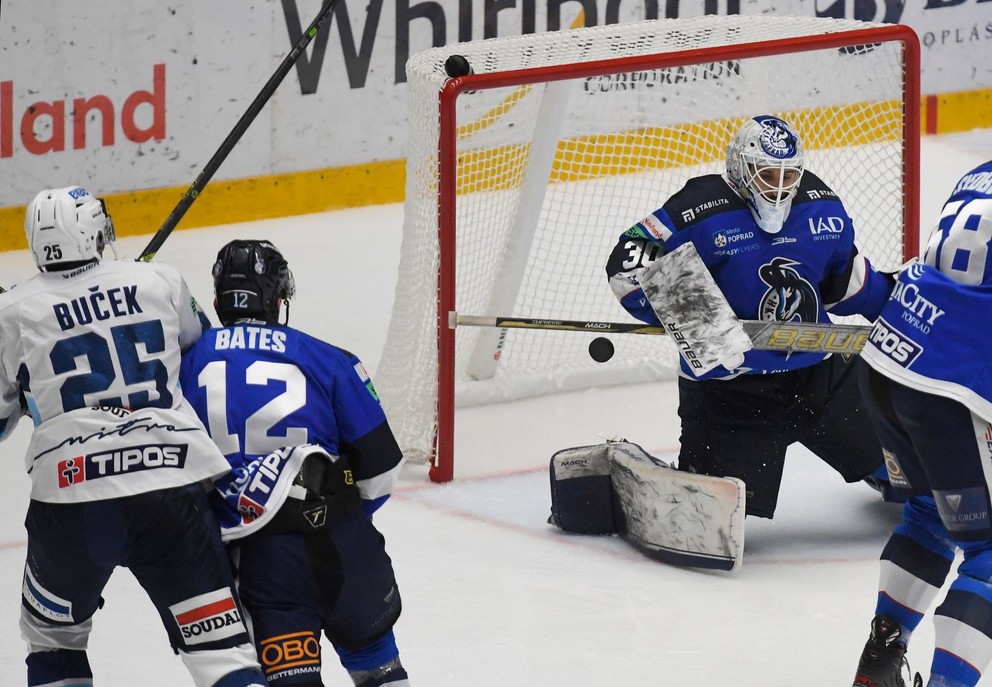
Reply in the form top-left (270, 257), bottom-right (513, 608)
top-left (430, 24), bottom-right (921, 483)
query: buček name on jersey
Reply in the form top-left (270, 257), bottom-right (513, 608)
top-left (52, 284), bottom-right (142, 331)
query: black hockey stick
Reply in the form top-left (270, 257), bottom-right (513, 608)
top-left (450, 313), bottom-right (872, 355)
top-left (139, 0), bottom-right (338, 261)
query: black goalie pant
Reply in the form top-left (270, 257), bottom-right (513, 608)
top-left (677, 354), bottom-right (884, 519)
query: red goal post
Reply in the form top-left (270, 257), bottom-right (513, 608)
top-left (377, 16), bottom-right (921, 483)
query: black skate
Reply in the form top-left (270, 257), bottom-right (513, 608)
top-left (853, 615), bottom-right (922, 687)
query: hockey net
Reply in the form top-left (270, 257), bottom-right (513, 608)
top-left (377, 15), bottom-right (920, 481)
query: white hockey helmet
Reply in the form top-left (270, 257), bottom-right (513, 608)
top-left (726, 116), bottom-right (805, 234)
top-left (25, 186), bottom-right (116, 271)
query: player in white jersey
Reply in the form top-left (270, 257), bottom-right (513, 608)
top-left (0, 187), bottom-right (268, 687)
top-left (851, 160), bottom-right (992, 687)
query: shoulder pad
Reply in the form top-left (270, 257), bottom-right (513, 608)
top-left (793, 171), bottom-right (840, 205)
top-left (662, 175), bottom-right (744, 232)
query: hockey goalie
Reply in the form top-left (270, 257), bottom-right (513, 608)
top-left (551, 117), bottom-right (904, 570)
top-left (549, 240), bottom-right (749, 571)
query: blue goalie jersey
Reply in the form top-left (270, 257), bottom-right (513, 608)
top-left (179, 323), bottom-right (403, 505)
top-left (606, 172), bottom-right (894, 379)
top-left (862, 160), bottom-right (992, 421)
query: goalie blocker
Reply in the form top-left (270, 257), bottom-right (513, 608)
top-left (638, 242), bottom-right (752, 375)
top-left (549, 441), bottom-right (745, 571)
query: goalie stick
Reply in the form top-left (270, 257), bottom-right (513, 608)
top-left (139, 0), bottom-right (339, 261)
top-left (450, 312), bottom-right (871, 356)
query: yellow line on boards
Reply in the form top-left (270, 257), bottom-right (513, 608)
top-left (0, 86), bottom-right (989, 255)
top-left (0, 160), bottom-right (407, 253)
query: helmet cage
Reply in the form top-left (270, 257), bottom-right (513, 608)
top-left (739, 156), bottom-right (803, 207)
top-left (98, 198), bottom-right (117, 245)
top-left (726, 116), bottom-right (805, 234)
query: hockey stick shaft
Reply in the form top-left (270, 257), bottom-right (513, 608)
top-left (139, 0), bottom-right (338, 261)
top-left (451, 313), bottom-right (872, 355)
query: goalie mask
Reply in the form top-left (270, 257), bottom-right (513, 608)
top-left (213, 239), bottom-right (296, 326)
top-left (726, 116), bottom-right (805, 235)
top-left (25, 186), bottom-right (116, 271)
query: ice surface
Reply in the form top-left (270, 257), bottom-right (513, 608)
top-left (0, 132), bottom-right (989, 685)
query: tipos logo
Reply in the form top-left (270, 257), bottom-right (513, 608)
top-left (171, 589), bottom-right (244, 645)
top-left (57, 444), bottom-right (187, 488)
top-left (868, 318), bottom-right (923, 367)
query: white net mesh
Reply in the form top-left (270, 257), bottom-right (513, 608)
top-left (378, 15), bottom-right (913, 467)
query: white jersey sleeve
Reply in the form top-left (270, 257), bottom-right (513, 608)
top-left (0, 322), bottom-right (23, 442)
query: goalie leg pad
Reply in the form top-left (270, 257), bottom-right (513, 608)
top-left (549, 444), bottom-right (623, 535)
top-left (607, 442), bottom-right (746, 572)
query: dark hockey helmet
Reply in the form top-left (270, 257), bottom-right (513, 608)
top-left (212, 239), bottom-right (295, 326)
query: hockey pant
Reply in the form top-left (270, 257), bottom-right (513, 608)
top-left (677, 354), bottom-right (886, 518)
top-left (234, 474), bottom-right (403, 687)
top-left (861, 365), bottom-right (992, 687)
top-left (20, 483), bottom-right (265, 687)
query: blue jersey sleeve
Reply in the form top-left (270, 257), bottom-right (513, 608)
top-left (312, 345), bottom-right (404, 486)
top-left (605, 212), bottom-right (673, 324)
top-left (820, 243), bottom-right (896, 320)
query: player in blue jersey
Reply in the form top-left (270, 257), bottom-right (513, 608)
top-left (0, 188), bottom-right (268, 687)
top-left (850, 161), bottom-right (992, 687)
top-left (606, 115), bottom-right (897, 519)
top-left (179, 240), bottom-right (410, 687)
